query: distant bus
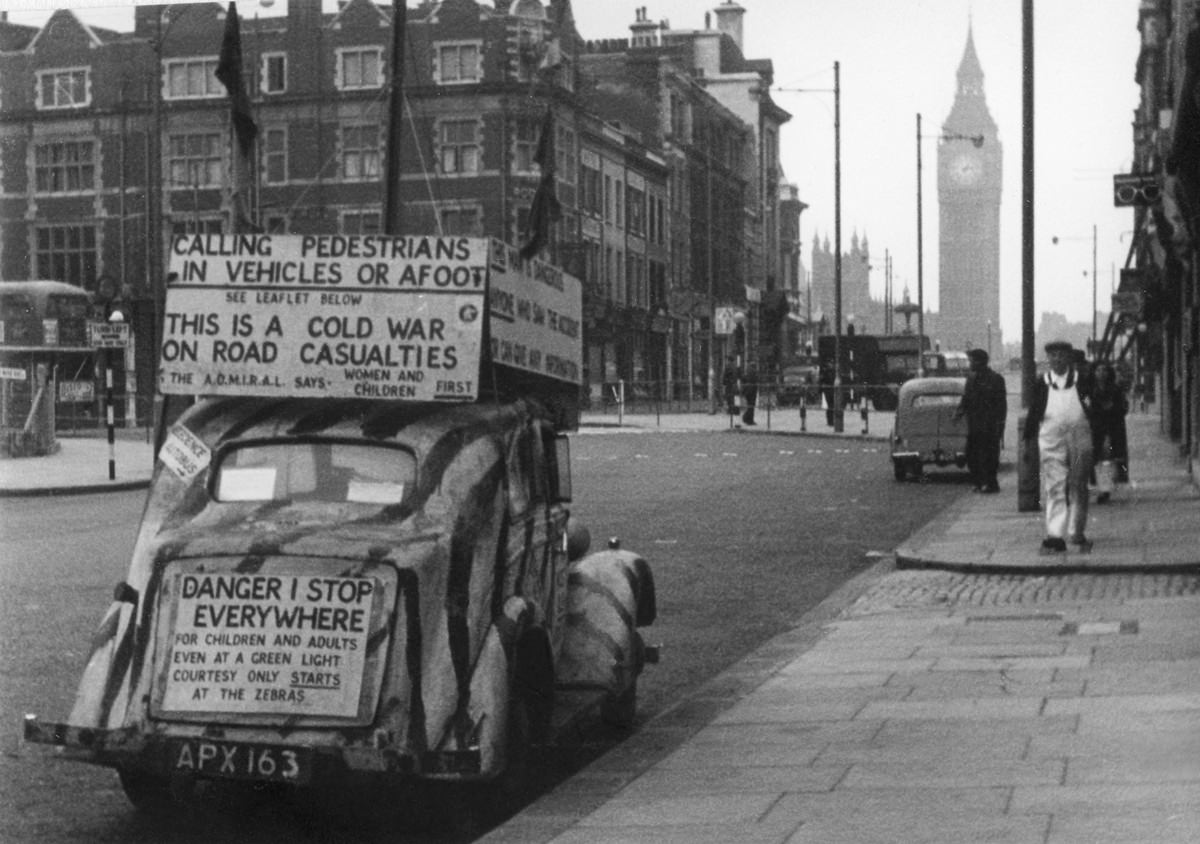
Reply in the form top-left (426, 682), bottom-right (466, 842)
top-left (0, 280), bottom-right (96, 426)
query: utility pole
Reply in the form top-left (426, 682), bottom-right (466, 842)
top-left (916, 113), bottom-right (925, 376)
top-left (832, 60), bottom-right (843, 432)
top-left (383, 0), bottom-right (407, 234)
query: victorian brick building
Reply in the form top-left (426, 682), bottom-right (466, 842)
top-left (0, 0), bottom-right (804, 414)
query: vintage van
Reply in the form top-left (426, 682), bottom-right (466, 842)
top-left (889, 377), bottom-right (968, 480)
top-left (22, 236), bottom-right (656, 818)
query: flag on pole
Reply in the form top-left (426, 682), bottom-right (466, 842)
top-left (520, 108), bottom-right (561, 261)
top-left (215, 2), bottom-right (258, 157)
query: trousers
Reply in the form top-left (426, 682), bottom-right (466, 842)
top-left (1038, 419), bottom-right (1092, 540)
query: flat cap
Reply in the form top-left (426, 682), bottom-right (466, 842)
top-left (1044, 340), bottom-right (1073, 353)
top-left (967, 348), bottom-right (989, 363)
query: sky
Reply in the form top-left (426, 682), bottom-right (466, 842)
top-left (7, 1), bottom-right (1143, 341)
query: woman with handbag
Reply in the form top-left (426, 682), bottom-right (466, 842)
top-left (1090, 363), bottom-right (1129, 503)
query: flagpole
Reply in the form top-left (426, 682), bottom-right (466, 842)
top-left (383, 0), bottom-right (407, 235)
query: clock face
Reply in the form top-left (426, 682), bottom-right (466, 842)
top-left (950, 154), bottom-right (983, 186)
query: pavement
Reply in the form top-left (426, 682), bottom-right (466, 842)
top-left (4, 407), bottom-right (1199, 843)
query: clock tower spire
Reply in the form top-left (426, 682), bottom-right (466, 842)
top-left (937, 24), bottom-right (1003, 353)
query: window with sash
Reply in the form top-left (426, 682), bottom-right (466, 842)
top-left (34, 141), bottom-right (95, 193)
top-left (435, 42), bottom-right (481, 84)
top-left (35, 225), bottom-right (97, 288)
top-left (165, 58), bottom-right (222, 99)
top-left (514, 118), bottom-right (539, 173)
top-left (262, 53), bottom-right (287, 94)
top-left (336, 47), bottom-right (382, 90)
top-left (342, 211), bottom-right (381, 235)
top-left (438, 119), bottom-right (480, 175)
top-left (440, 205), bottom-right (482, 236)
top-left (341, 125), bottom-right (380, 180)
top-left (168, 133), bottom-right (223, 187)
top-left (263, 128), bottom-right (287, 184)
top-left (37, 68), bottom-right (90, 109)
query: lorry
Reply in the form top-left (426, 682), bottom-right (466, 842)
top-left (816, 333), bottom-right (931, 411)
top-left (22, 235), bottom-right (657, 820)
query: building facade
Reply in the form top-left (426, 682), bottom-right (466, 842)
top-left (1122, 0), bottom-right (1199, 465)
top-left (1, 0), bottom-right (802, 415)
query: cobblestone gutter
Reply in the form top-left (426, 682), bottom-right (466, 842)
top-left (850, 569), bottom-right (1200, 613)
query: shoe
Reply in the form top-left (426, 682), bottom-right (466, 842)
top-left (1069, 535), bottom-right (1093, 552)
top-left (982, 484), bottom-right (1000, 494)
top-left (1039, 537), bottom-right (1067, 555)
top-left (1096, 492), bottom-right (1111, 504)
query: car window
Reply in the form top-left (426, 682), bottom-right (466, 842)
top-left (911, 394), bottom-right (961, 407)
top-left (213, 441), bottom-right (415, 504)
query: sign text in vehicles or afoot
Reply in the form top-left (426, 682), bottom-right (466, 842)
top-left (22, 235), bottom-right (656, 819)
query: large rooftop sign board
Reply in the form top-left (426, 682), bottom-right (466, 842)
top-left (160, 235), bottom-right (581, 400)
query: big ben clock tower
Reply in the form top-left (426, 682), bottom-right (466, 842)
top-left (937, 27), bottom-right (1002, 353)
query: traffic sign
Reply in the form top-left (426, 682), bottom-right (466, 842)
top-left (88, 321), bottom-right (130, 348)
top-left (1113, 173), bottom-right (1160, 207)
top-left (714, 307), bottom-right (737, 335)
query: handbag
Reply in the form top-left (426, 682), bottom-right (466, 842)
top-left (1096, 458), bottom-right (1116, 494)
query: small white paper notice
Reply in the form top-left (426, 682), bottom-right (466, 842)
top-left (159, 425), bottom-right (212, 482)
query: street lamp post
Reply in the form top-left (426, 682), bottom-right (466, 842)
top-left (774, 62), bottom-right (843, 430)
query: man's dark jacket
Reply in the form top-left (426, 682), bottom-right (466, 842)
top-left (958, 367), bottom-right (1007, 434)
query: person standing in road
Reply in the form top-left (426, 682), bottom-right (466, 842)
top-left (741, 365), bottom-right (759, 426)
top-left (1089, 362), bottom-right (1129, 500)
top-left (1023, 340), bottom-right (1094, 554)
top-left (819, 361), bottom-right (836, 426)
top-left (721, 356), bottom-right (740, 416)
top-left (954, 348), bottom-right (1008, 493)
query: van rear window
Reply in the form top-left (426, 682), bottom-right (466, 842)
top-left (214, 441), bottom-right (415, 504)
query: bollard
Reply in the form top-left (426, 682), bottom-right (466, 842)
top-left (861, 404), bottom-right (869, 435)
top-left (799, 397), bottom-right (807, 432)
top-left (104, 352), bottom-right (116, 480)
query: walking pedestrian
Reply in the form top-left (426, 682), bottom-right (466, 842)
top-left (819, 361), bottom-right (836, 426)
top-left (721, 356), bottom-right (740, 416)
top-left (1023, 340), bottom-right (1094, 554)
top-left (953, 348), bottom-right (1007, 493)
top-left (741, 365), bottom-right (759, 426)
top-left (1089, 362), bottom-right (1129, 501)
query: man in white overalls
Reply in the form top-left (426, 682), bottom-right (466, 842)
top-left (1022, 341), bottom-right (1094, 554)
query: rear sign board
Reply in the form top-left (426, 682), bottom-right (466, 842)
top-left (159, 573), bottom-right (378, 718)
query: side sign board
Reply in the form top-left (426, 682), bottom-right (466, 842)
top-left (160, 235), bottom-right (488, 400)
top-left (487, 241), bottom-right (582, 385)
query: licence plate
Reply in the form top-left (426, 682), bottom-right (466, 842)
top-left (169, 739), bottom-right (312, 784)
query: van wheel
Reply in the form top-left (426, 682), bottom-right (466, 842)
top-left (118, 768), bottom-right (178, 817)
